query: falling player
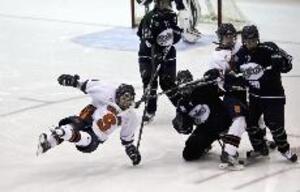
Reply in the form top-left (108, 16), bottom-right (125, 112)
top-left (36, 74), bottom-right (141, 166)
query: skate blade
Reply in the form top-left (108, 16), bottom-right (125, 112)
top-left (219, 162), bottom-right (244, 171)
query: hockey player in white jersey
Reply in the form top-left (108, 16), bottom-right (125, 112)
top-left (36, 74), bottom-right (141, 165)
top-left (207, 23), bottom-right (247, 169)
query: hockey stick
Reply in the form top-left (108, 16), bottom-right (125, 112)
top-left (135, 46), bottom-right (172, 109)
top-left (136, 46), bottom-right (171, 150)
top-left (135, 77), bottom-right (217, 106)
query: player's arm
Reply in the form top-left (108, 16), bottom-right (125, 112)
top-left (172, 98), bottom-right (194, 134)
top-left (263, 42), bottom-right (293, 73)
top-left (57, 74), bottom-right (104, 93)
top-left (57, 74), bottom-right (93, 93)
top-left (119, 110), bottom-right (141, 165)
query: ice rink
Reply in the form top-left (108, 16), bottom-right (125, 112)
top-left (0, 0), bottom-right (299, 191)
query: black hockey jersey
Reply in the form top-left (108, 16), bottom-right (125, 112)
top-left (137, 7), bottom-right (182, 47)
top-left (233, 42), bottom-right (292, 97)
top-left (177, 83), bottom-right (231, 133)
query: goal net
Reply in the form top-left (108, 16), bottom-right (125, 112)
top-left (131, 0), bottom-right (248, 28)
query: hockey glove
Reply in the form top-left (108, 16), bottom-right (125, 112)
top-left (203, 68), bottom-right (221, 81)
top-left (224, 72), bottom-right (249, 91)
top-left (125, 144), bottom-right (141, 166)
top-left (271, 54), bottom-right (293, 73)
top-left (172, 112), bottom-right (193, 135)
top-left (57, 74), bottom-right (80, 87)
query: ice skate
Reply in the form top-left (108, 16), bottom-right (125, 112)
top-left (266, 139), bottom-right (277, 150)
top-left (247, 140), bottom-right (269, 159)
top-left (189, 28), bottom-right (202, 37)
top-left (246, 149), bottom-right (270, 166)
top-left (281, 149), bottom-right (298, 163)
top-left (143, 112), bottom-right (155, 124)
top-left (36, 129), bottom-right (63, 156)
top-left (219, 151), bottom-right (244, 171)
top-left (182, 29), bottom-right (201, 43)
top-left (203, 145), bottom-right (212, 154)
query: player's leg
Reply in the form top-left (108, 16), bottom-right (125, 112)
top-left (183, 126), bottom-right (218, 161)
top-left (258, 115), bottom-right (277, 149)
top-left (222, 96), bottom-right (247, 162)
top-left (263, 99), bottom-right (297, 162)
top-left (246, 96), bottom-right (269, 158)
top-left (37, 116), bottom-right (100, 155)
top-left (159, 46), bottom-right (181, 107)
top-left (139, 42), bottom-right (158, 120)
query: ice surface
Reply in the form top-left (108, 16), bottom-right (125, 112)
top-left (0, 0), bottom-right (299, 192)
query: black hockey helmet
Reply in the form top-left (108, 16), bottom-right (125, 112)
top-left (241, 25), bottom-right (259, 42)
top-left (215, 23), bottom-right (237, 42)
top-left (115, 84), bottom-right (135, 110)
top-left (176, 70), bottom-right (193, 85)
top-left (176, 70), bottom-right (194, 96)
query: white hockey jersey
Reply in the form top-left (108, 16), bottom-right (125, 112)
top-left (208, 42), bottom-right (242, 90)
top-left (209, 42), bottom-right (242, 73)
top-left (83, 80), bottom-right (138, 143)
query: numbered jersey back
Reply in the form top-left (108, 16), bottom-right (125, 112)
top-left (92, 105), bottom-right (120, 141)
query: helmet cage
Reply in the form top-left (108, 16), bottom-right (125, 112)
top-left (216, 23), bottom-right (237, 45)
top-left (115, 84), bottom-right (135, 110)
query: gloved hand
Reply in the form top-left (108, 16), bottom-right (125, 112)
top-left (271, 54), bottom-right (292, 73)
top-left (57, 74), bottom-right (80, 87)
top-left (203, 69), bottom-right (221, 81)
top-left (172, 112), bottom-right (193, 135)
top-left (125, 144), bottom-right (141, 166)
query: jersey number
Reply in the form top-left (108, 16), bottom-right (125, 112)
top-left (97, 113), bottom-right (117, 132)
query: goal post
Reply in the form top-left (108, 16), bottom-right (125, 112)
top-left (130, 0), bottom-right (248, 28)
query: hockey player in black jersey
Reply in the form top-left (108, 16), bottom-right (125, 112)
top-left (172, 70), bottom-right (233, 163)
top-left (137, 0), bottom-right (201, 43)
top-left (137, 0), bottom-right (182, 122)
top-left (233, 25), bottom-right (297, 162)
